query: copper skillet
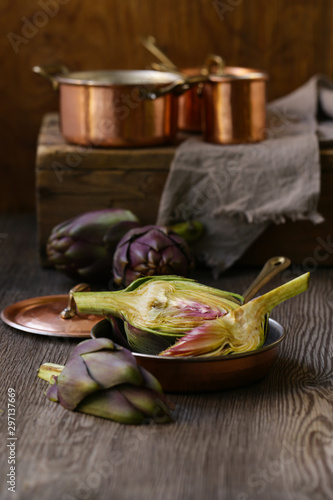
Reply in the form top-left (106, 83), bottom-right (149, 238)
top-left (91, 256), bottom-right (291, 393)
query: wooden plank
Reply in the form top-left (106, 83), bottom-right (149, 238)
top-left (0, 214), bottom-right (332, 500)
top-left (36, 145), bottom-right (176, 171)
top-left (37, 169), bottom-right (168, 197)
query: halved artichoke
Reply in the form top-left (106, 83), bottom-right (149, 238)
top-left (73, 273), bottom-right (309, 357)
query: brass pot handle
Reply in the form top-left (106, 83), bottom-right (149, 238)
top-left (140, 74), bottom-right (209, 100)
top-left (32, 64), bottom-right (70, 91)
top-left (60, 283), bottom-right (91, 319)
top-left (201, 54), bottom-right (225, 76)
top-left (140, 36), bottom-right (178, 70)
top-left (150, 61), bottom-right (188, 78)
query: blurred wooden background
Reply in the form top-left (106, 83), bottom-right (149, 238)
top-left (1, 0), bottom-right (333, 214)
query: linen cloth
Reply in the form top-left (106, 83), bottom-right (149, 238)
top-left (157, 75), bottom-right (333, 276)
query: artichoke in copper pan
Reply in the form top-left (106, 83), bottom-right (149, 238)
top-left (74, 275), bottom-right (243, 354)
top-left (46, 209), bottom-right (140, 281)
top-left (113, 225), bottom-right (195, 288)
top-left (73, 273), bottom-right (309, 357)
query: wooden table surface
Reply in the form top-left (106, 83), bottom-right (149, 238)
top-left (0, 214), bottom-right (332, 500)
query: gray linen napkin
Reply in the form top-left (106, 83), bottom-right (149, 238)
top-left (157, 75), bottom-right (331, 276)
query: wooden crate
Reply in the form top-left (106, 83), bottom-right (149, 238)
top-left (36, 113), bottom-right (333, 266)
top-left (36, 113), bottom-right (177, 262)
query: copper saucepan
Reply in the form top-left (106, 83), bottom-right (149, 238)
top-left (33, 65), bottom-right (203, 147)
top-left (141, 37), bottom-right (268, 143)
top-left (161, 63), bottom-right (268, 144)
top-left (200, 66), bottom-right (268, 144)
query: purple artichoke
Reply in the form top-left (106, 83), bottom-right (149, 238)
top-left (112, 225), bottom-right (194, 287)
top-left (38, 338), bottom-right (172, 424)
top-left (46, 209), bottom-right (140, 282)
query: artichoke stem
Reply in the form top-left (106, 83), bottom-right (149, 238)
top-left (73, 291), bottom-right (123, 317)
top-left (38, 363), bottom-right (64, 383)
top-left (247, 272), bottom-right (310, 315)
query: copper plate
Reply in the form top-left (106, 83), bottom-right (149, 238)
top-left (1, 295), bottom-right (102, 338)
top-left (91, 318), bottom-right (285, 393)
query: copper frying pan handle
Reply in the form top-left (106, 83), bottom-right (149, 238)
top-left (32, 64), bottom-right (69, 91)
top-left (242, 256), bottom-right (291, 303)
top-left (60, 283), bottom-right (91, 319)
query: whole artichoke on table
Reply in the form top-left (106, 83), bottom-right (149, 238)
top-left (46, 209), bottom-right (140, 281)
top-left (38, 337), bottom-right (172, 425)
top-left (113, 225), bottom-right (195, 288)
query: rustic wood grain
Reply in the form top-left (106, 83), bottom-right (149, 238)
top-left (0, 214), bottom-right (332, 500)
top-left (2, 0), bottom-right (333, 213)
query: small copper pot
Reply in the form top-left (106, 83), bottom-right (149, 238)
top-left (201, 67), bottom-right (268, 144)
top-left (178, 66), bottom-right (268, 144)
top-left (33, 66), bottom-right (195, 147)
top-left (158, 65), bottom-right (268, 143)
top-left (140, 38), bottom-right (268, 142)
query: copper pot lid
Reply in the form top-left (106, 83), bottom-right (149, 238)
top-left (1, 284), bottom-right (102, 338)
